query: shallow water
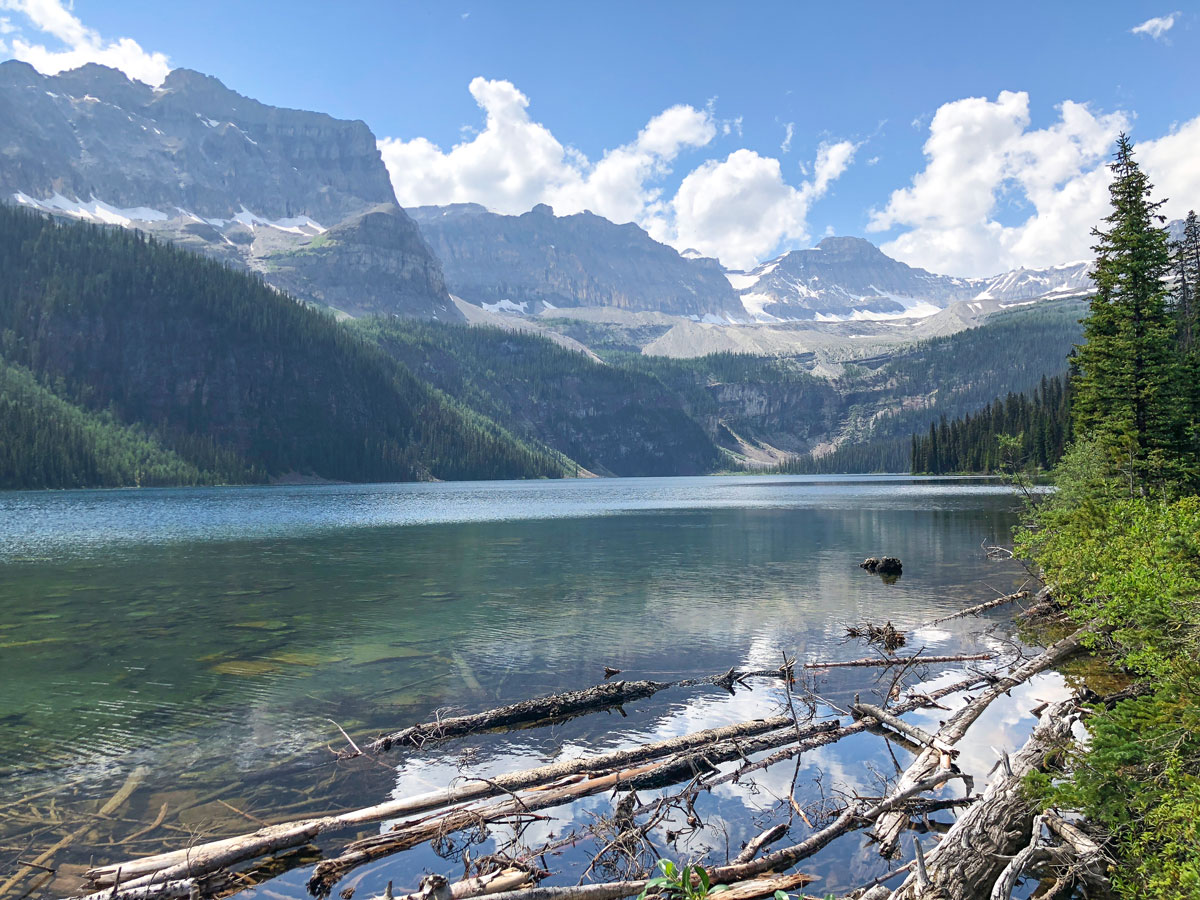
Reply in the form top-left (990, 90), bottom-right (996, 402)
top-left (0, 475), bottom-right (1055, 898)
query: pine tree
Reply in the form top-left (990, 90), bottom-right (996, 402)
top-left (1072, 134), bottom-right (1187, 487)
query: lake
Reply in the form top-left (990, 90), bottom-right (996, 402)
top-left (0, 475), bottom-right (1060, 899)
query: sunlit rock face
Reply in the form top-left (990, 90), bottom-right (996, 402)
top-left (409, 203), bottom-right (745, 319)
top-left (0, 60), bottom-right (457, 320)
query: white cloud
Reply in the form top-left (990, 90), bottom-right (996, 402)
top-left (381, 78), bottom-right (856, 269)
top-left (1131, 11), bottom-right (1178, 40)
top-left (780, 121), bottom-right (795, 154)
top-left (658, 140), bottom-right (857, 268)
top-left (0, 0), bottom-right (169, 85)
top-left (869, 91), bottom-right (1135, 275)
top-left (871, 91), bottom-right (1200, 276)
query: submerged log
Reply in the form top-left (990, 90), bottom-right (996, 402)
top-left (368, 666), bottom-right (790, 753)
top-left (871, 627), bottom-right (1087, 857)
top-left (0, 765), bottom-right (148, 900)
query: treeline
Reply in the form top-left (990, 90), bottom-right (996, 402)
top-left (911, 374), bottom-right (1073, 474)
top-left (0, 206), bottom-right (567, 488)
top-left (769, 436), bottom-right (909, 474)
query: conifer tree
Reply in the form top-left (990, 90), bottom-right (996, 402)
top-left (1072, 134), bottom-right (1187, 486)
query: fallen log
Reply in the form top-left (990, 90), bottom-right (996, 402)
top-left (803, 653), bottom-right (993, 669)
top-left (307, 763), bottom-right (667, 895)
top-left (86, 716), bottom-right (795, 890)
top-left (369, 667), bottom-right (789, 753)
top-left (922, 590), bottom-right (1029, 627)
top-left (390, 869), bottom-right (817, 900)
top-left (308, 717), bottom-right (846, 896)
top-left (733, 822), bottom-right (789, 864)
top-left (851, 703), bottom-right (955, 757)
top-left (475, 771), bottom-right (963, 900)
top-left (860, 696), bottom-right (1080, 900)
top-left (702, 674), bottom-right (990, 791)
top-left (394, 868), bottom-right (537, 900)
top-left (871, 628), bottom-right (1086, 857)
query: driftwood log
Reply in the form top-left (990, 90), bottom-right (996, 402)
top-left (922, 589), bottom-right (1030, 627)
top-left (871, 627), bottom-right (1087, 857)
top-left (860, 696), bottom-right (1080, 900)
top-left (803, 653), bottom-right (993, 669)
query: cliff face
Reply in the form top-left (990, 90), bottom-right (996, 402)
top-left (410, 203), bottom-right (745, 318)
top-left (262, 205), bottom-right (457, 320)
top-left (0, 61), bottom-right (457, 319)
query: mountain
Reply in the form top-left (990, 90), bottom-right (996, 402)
top-left (0, 205), bottom-right (566, 486)
top-left (409, 203), bottom-right (744, 319)
top-left (0, 61), bottom-right (457, 320)
top-left (355, 319), bottom-right (723, 477)
top-left (727, 236), bottom-right (1092, 321)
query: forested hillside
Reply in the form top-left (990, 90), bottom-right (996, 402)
top-left (911, 375), bottom-right (1073, 474)
top-left (846, 298), bottom-right (1084, 443)
top-left (355, 319), bottom-right (722, 476)
top-left (0, 207), bottom-right (568, 487)
top-left (0, 357), bottom-right (235, 489)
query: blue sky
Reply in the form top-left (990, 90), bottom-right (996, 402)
top-left (1, 1), bottom-right (1197, 274)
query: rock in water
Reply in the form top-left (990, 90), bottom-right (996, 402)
top-left (860, 556), bottom-right (903, 576)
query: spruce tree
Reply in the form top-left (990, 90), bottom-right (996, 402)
top-left (1072, 134), bottom-right (1187, 487)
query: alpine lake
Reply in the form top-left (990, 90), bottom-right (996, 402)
top-left (0, 475), bottom-right (1070, 899)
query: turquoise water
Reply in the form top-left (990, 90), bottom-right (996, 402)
top-left (0, 475), bottom-right (1050, 898)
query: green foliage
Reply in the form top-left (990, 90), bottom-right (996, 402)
top-left (0, 206), bottom-right (567, 486)
top-left (1027, 681), bottom-right (1200, 898)
top-left (1019, 485), bottom-right (1200, 676)
top-left (637, 859), bottom-right (728, 900)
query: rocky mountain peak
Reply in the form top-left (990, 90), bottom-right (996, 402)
top-left (0, 62), bottom-right (453, 319)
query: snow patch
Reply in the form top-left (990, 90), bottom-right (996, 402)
top-left (481, 299), bottom-right (529, 315)
top-left (230, 207), bottom-right (325, 235)
top-left (725, 271), bottom-right (760, 291)
top-left (13, 192), bottom-right (168, 226)
top-left (739, 292), bottom-right (781, 322)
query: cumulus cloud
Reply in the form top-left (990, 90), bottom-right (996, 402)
top-left (871, 91), bottom-right (1200, 276)
top-left (651, 140), bottom-right (857, 268)
top-left (0, 0), bottom-right (169, 85)
top-left (780, 121), bottom-right (795, 154)
top-left (869, 91), bottom-right (1135, 275)
top-left (1132, 11), bottom-right (1178, 40)
top-left (381, 78), bottom-right (855, 269)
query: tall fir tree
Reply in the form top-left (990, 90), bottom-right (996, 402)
top-left (1171, 210), bottom-right (1200, 441)
top-left (1072, 134), bottom-right (1188, 487)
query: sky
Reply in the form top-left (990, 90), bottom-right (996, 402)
top-left (0, 1), bottom-right (1197, 276)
